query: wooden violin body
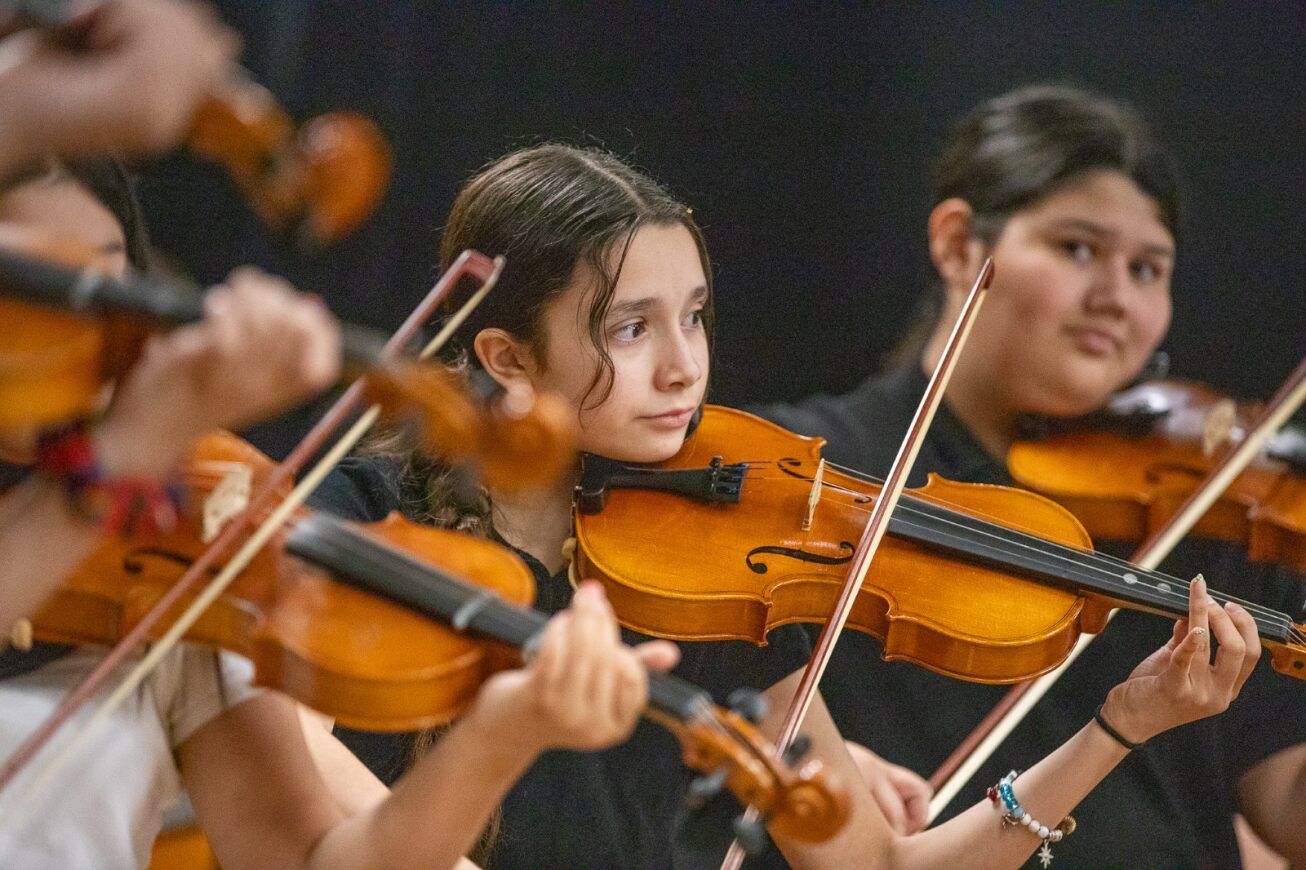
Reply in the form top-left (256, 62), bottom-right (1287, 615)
top-left (575, 406), bottom-right (1306, 685)
top-left (34, 431), bottom-right (534, 731)
top-left (1010, 379), bottom-right (1306, 572)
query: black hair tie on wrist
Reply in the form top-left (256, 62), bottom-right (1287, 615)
top-left (1094, 704), bottom-right (1145, 751)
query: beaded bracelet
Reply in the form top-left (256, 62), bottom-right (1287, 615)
top-left (987, 770), bottom-right (1076, 868)
top-left (36, 421), bottom-right (184, 538)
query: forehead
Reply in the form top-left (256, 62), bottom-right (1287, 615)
top-left (0, 175), bottom-right (126, 250)
top-left (1017, 170), bottom-right (1174, 251)
top-left (608, 222), bottom-right (705, 302)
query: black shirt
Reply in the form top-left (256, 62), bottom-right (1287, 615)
top-left (754, 364), bottom-right (1306, 869)
top-left (309, 457), bottom-right (815, 869)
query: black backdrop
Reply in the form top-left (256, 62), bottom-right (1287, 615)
top-left (138, 2), bottom-right (1306, 456)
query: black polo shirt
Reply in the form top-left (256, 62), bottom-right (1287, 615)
top-left (753, 364), bottom-right (1306, 868)
top-left (310, 456), bottom-right (815, 869)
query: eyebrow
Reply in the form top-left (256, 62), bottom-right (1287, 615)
top-left (1050, 219), bottom-right (1175, 259)
top-left (607, 284), bottom-right (708, 318)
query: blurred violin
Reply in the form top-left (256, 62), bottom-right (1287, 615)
top-left (25, 430), bottom-right (848, 845)
top-left (573, 405), bottom-right (1306, 684)
top-left (1010, 377), bottom-right (1306, 572)
top-left (2, 0), bottom-right (390, 248)
top-left (0, 231), bottom-right (574, 490)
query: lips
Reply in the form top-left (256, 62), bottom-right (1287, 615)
top-left (1065, 325), bottom-right (1123, 356)
top-left (641, 408), bottom-right (696, 429)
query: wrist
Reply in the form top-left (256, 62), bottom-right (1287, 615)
top-left (1099, 689), bottom-right (1154, 746)
top-left (461, 694), bottom-right (549, 765)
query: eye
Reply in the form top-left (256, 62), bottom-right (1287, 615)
top-left (1131, 260), bottom-right (1164, 286)
top-left (611, 319), bottom-right (646, 342)
top-left (683, 307), bottom-right (705, 329)
top-left (1060, 239), bottom-right (1095, 264)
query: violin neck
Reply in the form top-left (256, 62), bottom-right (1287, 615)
top-left (890, 491), bottom-right (1296, 645)
top-left (0, 247), bottom-right (395, 373)
top-left (285, 513), bottom-right (708, 723)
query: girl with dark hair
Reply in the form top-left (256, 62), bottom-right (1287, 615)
top-left (757, 84), bottom-right (1306, 866)
top-left (315, 142), bottom-right (1261, 869)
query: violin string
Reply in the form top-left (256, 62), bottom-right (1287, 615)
top-left (741, 474), bottom-right (1304, 647)
top-left (775, 472), bottom-right (1300, 637)
top-left (735, 469), bottom-right (1298, 639)
top-left (740, 463), bottom-right (1297, 627)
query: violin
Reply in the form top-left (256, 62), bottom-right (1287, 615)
top-left (3, 0), bottom-right (390, 249)
top-left (28, 430), bottom-right (849, 845)
top-left (0, 233), bottom-right (575, 491)
top-left (1009, 378), bottom-right (1306, 572)
top-left (573, 405), bottom-right (1306, 685)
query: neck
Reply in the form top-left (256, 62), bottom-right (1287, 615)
top-left (919, 330), bottom-right (1018, 460)
top-left (490, 470), bottom-right (579, 574)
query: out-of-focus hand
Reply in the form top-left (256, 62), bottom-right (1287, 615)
top-left (845, 740), bottom-right (932, 834)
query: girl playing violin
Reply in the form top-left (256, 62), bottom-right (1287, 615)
top-left (316, 142), bottom-right (1263, 869)
top-left (0, 161), bottom-right (678, 868)
top-left (757, 84), bottom-right (1306, 866)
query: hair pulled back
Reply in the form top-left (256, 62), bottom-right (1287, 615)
top-left (439, 143), bottom-right (712, 408)
top-left (934, 84), bottom-right (1181, 244)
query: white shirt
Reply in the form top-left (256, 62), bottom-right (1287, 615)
top-left (0, 644), bottom-right (258, 869)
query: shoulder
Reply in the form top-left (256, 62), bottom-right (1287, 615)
top-left (309, 454), bottom-right (407, 523)
top-left (747, 367), bottom-right (921, 470)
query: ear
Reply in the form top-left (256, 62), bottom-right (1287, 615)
top-left (927, 198), bottom-right (988, 297)
top-left (473, 327), bottom-right (537, 393)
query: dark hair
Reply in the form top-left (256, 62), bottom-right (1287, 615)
top-left (438, 143), bottom-right (713, 408)
top-left (892, 84), bottom-right (1182, 354)
top-left (934, 84), bottom-right (1180, 245)
top-left (368, 144), bottom-right (709, 535)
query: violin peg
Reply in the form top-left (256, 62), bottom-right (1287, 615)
top-left (727, 688), bottom-right (768, 725)
top-left (685, 767), bottom-right (728, 808)
top-left (732, 814), bottom-right (771, 855)
top-left (782, 734), bottom-right (812, 767)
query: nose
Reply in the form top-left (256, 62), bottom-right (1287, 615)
top-left (654, 329), bottom-right (704, 392)
top-left (1083, 254), bottom-right (1130, 318)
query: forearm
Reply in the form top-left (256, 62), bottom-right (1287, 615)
top-left (0, 478), bottom-right (100, 635)
top-left (886, 721), bottom-right (1128, 869)
top-left (1238, 743), bottom-right (1306, 865)
top-left (307, 708), bottom-right (541, 870)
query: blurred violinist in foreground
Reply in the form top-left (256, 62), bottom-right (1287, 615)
top-left (0, 152), bottom-right (677, 869)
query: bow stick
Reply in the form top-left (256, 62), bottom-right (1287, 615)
top-left (0, 251), bottom-right (503, 800)
top-left (926, 353), bottom-right (1306, 821)
top-left (718, 259), bottom-right (992, 868)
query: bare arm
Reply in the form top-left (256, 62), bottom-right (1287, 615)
top-left (1237, 743), bottom-right (1306, 865)
top-left (762, 578), bottom-right (1262, 869)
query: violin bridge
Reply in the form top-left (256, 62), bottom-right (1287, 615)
top-left (203, 463), bottom-right (253, 543)
top-left (1201, 398), bottom-right (1239, 457)
top-left (802, 459), bottom-right (825, 531)
top-left (8, 618), bottom-right (32, 651)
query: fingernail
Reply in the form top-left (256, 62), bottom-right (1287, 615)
top-left (1225, 601), bottom-right (1242, 613)
top-left (1191, 575), bottom-right (1207, 597)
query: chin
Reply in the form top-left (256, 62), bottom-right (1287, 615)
top-left (588, 429), bottom-right (687, 464)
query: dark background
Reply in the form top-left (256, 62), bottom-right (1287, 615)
top-left (138, 2), bottom-right (1306, 456)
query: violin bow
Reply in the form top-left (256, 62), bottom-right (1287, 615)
top-left (718, 259), bottom-right (993, 869)
top-left (926, 353), bottom-right (1306, 821)
top-left (0, 251), bottom-right (503, 805)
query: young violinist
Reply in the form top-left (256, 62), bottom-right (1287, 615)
top-left (0, 162), bottom-right (678, 868)
top-left (315, 143), bottom-right (1263, 869)
top-left (755, 84), bottom-right (1306, 866)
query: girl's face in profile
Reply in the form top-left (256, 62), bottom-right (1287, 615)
top-left (530, 223), bottom-right (710, 463)
top-left (970, 170), bottom-right (1175, 417)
